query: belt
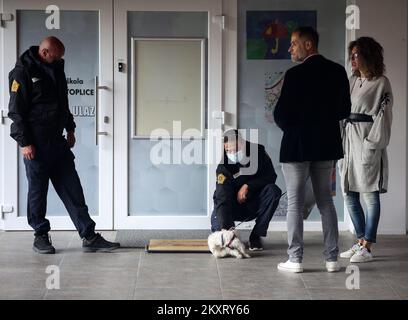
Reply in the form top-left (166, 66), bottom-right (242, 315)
top-left (346, 113), bottom-right (373, 123)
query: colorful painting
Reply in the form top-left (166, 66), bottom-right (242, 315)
top-left (247, 11), bottom-right (317, 60)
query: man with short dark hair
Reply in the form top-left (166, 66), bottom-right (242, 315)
top-left (274, 27), bottom-right (351, 272)
top-left (211, 130), bottom-right (282, 251)
top-left (8, 36), bottom-right (120, 253)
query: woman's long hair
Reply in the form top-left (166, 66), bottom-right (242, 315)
top-left (348, 37), bottom-right (385, 80)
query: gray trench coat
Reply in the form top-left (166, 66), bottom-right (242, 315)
top-left (339, 75), bottom-right (393, 194)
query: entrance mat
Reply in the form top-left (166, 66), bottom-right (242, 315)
top-left (115, 229), bottom-right (251, 248)
top-left (146, 239), bottom-right (210, 253)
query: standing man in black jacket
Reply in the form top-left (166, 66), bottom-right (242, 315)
top-left (211, 129), bottom-right (282, 250)
top-left (8, 36), bottom-right (120, 254)
top-left (274, 27), bottom-right (351, 272)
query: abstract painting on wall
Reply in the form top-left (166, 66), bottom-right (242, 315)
top-left (247, 11), bottom-right (317, 60)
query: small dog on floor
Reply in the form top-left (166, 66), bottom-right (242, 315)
top-left (208, 229), bottom-right (250, 259)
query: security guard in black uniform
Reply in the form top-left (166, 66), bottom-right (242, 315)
top-left (211, 129), bottom-right (282, 250)
top-left (8, 36), bottom-right (120, 254)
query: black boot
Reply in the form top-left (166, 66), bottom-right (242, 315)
top-left (82, 233), bottom-right (120, 252)
top-left (33, 234), bottom-right (56, 254)
top-left (249, 232), bottom-right (263, 251)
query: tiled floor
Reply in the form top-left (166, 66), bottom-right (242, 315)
top-left (0, 230), bottom-right (407, 300)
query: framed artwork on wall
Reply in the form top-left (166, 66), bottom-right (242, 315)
top-left (246, 10), bottom-right (317, 60)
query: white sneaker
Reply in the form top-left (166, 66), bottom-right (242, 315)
top-left (350, 247), bottom-right (373, 263)
top-left (326, 261), bottom-right (341, 272)
top-left (277, 260), bottom-right (303, 273)
top-left (340, 243), bottom-right (361, 259)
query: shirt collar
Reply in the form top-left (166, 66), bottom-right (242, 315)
top-left (303, 53), bottom-right (320, 62)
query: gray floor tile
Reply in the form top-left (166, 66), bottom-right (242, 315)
top-left (301, 268), bottom-right (389, 289)
top-left (0, 256), bottom-right (65, 273)
top-left (142, 252), bottom-right (217, 265)
top-left (386, 284), bottom-right (408, 299)
top-left (378, 261), bottom-right (408, 275)
top-left (61, 250), bottom-right (141, 268)
top-left (382, 273), bottom-right (408, 291)
top-left (0, 231), bottom-right (406, 300)
top-left (216, 258), bottom-right (276, 271)
top-left (218, 258), bottom-right (306, 290)
top-left (136, 268), bottom-right (220, 289)
top-left (57, 268), bottom-right (138, 290)
top-left (0, 273), bottom-right (48, 291)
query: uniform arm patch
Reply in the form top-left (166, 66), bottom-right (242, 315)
top-left (217, 173), bottom-right (226, 185)
top-left (11, 79), bottom-right (20, 93)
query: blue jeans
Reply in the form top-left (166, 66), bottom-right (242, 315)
top-left (344, 191), bottom-right (380, 243)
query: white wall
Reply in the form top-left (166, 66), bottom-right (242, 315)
top-left (0, 0), bottom-right (5, 230)
top-left (355, 0), bottom-right (407, 234)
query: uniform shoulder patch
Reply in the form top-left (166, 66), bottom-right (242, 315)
top-left (217, 173), bottom-right (226, 185)
top-left (11, 79), bottom-right (20, 93)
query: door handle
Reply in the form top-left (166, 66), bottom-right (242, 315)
top-left (1, 110), bottom-right (9, 125)
top-left (95, 76), bottom-right (109, 145)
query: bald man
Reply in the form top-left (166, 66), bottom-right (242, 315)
top-left (8, 36), bottom-right (120, 253)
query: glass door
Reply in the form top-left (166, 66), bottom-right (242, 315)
top-left (1, 0), bottom-right (113, 230)
top-left (114, 0), bottom-right (223, 229)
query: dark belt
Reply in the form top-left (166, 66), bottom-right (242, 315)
top-left (346, 113), bottom-right (373, 123)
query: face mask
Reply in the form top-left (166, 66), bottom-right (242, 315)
top-left (226, 150), bottom-right (244, 163)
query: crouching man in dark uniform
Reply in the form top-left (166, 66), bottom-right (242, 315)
top-left (8, 36), bottom-right (120, 254)
top-left (211, 129), bottom-right (282, 251)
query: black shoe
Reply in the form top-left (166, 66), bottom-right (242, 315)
top-left (82, 233), bottom-right (120, 252)
top-left (249, 233), bottom-right (263, 251)
top-left (33, 234), bottom-right (56, 254)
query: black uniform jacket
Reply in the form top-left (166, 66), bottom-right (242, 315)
top-left (215, 141), bottom-right (277, 201)
top-left (274, 54), bottom-right (351, 163)
top-left (8, 46), bottom-right (75, 147)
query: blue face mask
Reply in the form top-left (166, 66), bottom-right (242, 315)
top-left (226, 150), bottom-right (244, 163)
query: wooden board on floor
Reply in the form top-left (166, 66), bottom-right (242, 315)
top-left (146, 239), bottom-right (210, 253)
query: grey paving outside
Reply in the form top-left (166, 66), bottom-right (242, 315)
top-left (0, 230), bottom-right (407, 300)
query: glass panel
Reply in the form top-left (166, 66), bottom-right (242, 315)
top-left (128, 11), bottom-right (208, 216)
top-left (131, 38), bottom-right (205, 137)
top-left (17, 10), bottom-right (99, 216)
top-left (238, 0), bottom-right (346, 221)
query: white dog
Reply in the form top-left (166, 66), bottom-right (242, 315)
top-left (208, 230), bottom-right (250, 259)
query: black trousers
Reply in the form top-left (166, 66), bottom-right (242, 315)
top-left (211, 175), bottom-right (282, 236)
top-left (23, 136), bottom-right (96, 239)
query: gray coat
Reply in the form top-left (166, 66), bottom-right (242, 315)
top-left (339, 75), bottom-right (393, 194)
